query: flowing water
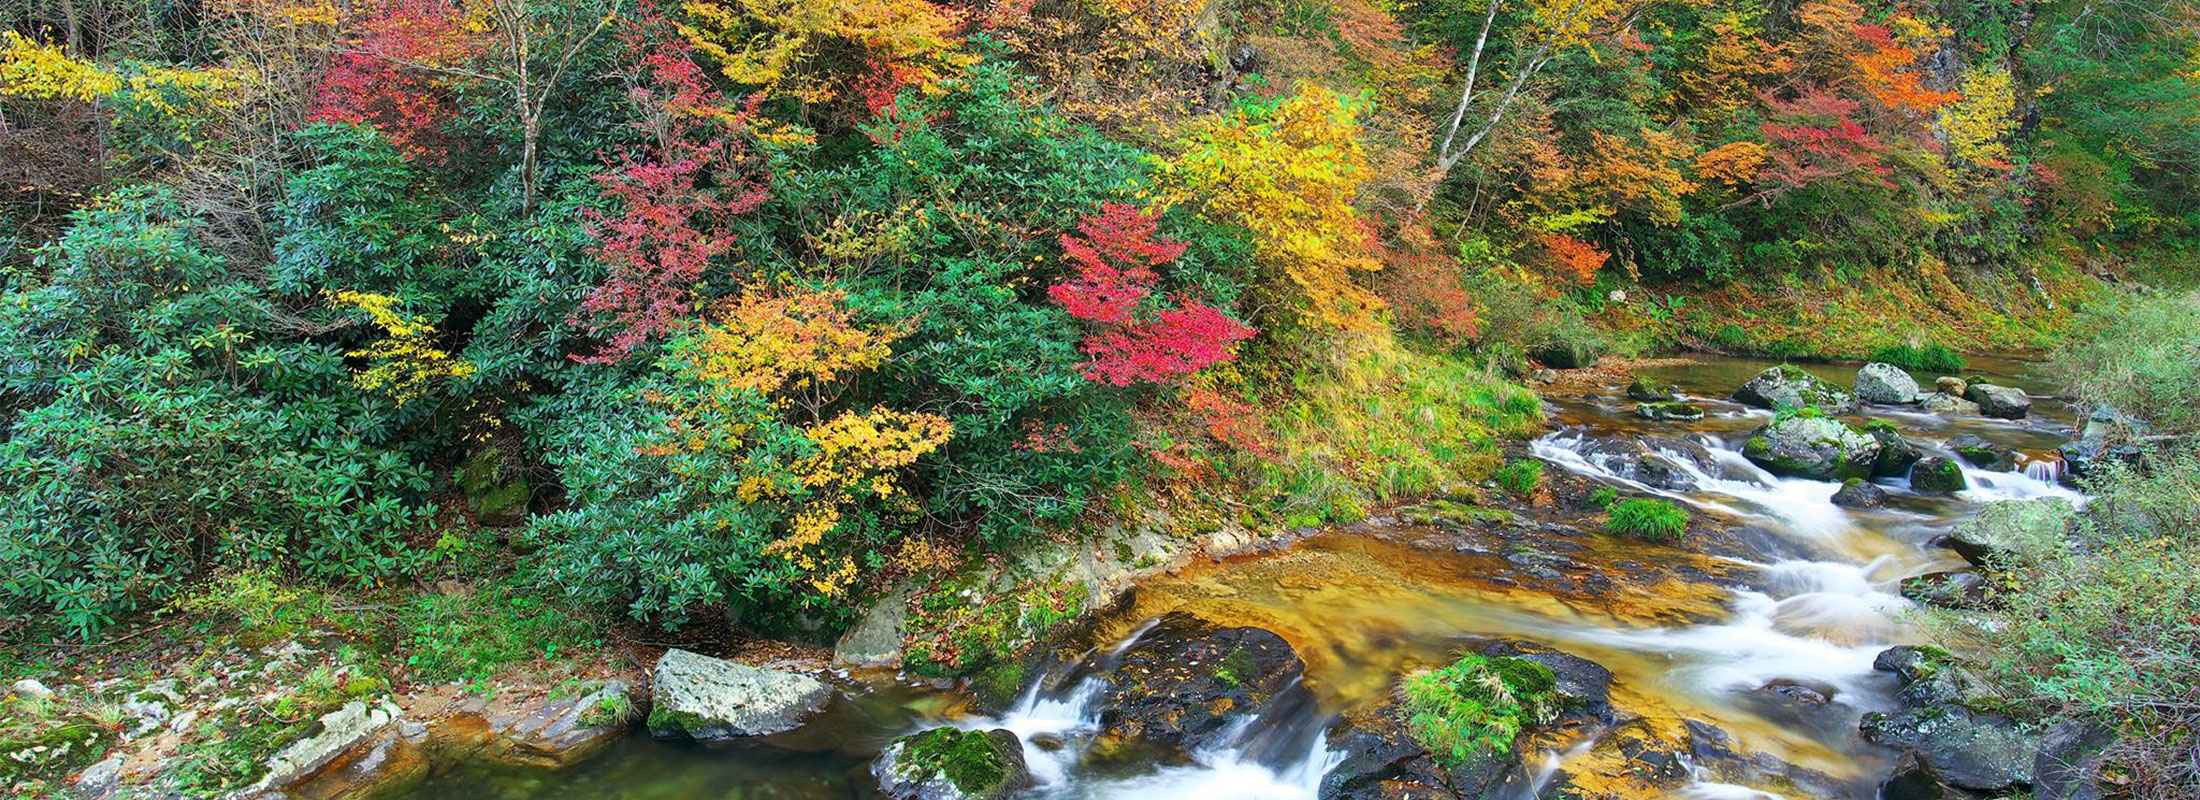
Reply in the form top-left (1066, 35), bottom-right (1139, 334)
top-left (411, 356), bottom-right (2081, 799)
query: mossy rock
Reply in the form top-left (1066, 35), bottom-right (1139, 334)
top-left (1909, 457), bottom-right (1967, 495)
top-left (457, 446), bottom-right (531, 526)
top-left (1733, 365), bottom-right (1858, 414)
top-left (1634, 402), bottom-right (1705, 422)
top-left (1742, 415), bottom-right (1881, 481)
top-left (874, 726), bottom-right (1031, 800)
top-left (1626, 376), bottom-right (1677, 401)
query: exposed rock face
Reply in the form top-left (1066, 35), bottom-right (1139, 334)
top-left (1909, 457), bottom-right (1967, 495)
top-left (1733, 365), bottom-right (1858, 414)
top-left (1089, 612), bottom-right (1306, 756)
top-left (255, 700), bottom-right (406, 792)
top-left (1856, 362), bottom-right (1921, 404)
top-left (1861, 646), bottom-right (2041, 793)
top-left (1627, 376), bottom-right (1677, 402)
top-left (1964, 383), bottom-right (2032, 420)
top-left (1633, 402), bottom-right (1705, 422)
top-left (1743, 415), bottom-right (1882, 481)
top-left (1945, 497), bottom-right (2077, 569)
top-left (873, 726), bottom-right (1032, 800)
top-left (647, 649), bottom-right (832, 741)
top-left (2032, 718), bottom-right (2114, 800)
top-left (1831, 478), bottom-right (1887, 508)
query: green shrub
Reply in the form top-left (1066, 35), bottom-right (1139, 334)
top-left (1869, 342), bottom-right (1967, 373)
top-left (1606, 499), bottom-right (1690, 542)
top-left (1401, 653), bottom-right (1559, 765)
top-left (1588, 487), bottom-right (1619, 509)
top-left (2046, 290), bottom-right (2200, 435)
top-left (1494, 460), bottom-right (1544, 496)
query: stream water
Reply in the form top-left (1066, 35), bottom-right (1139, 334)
top-left (411, 356), bottom-right (2081, 799)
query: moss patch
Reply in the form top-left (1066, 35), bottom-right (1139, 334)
top-left (1401, 654), bottom-right (1560, 766)
top-left (892, 727), bottom-right (1015, 795)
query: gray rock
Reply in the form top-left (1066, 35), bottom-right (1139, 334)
top-left (2058, 439), bottom-right (2142, 480)
top-left (10, 678), bottom-right (52, 699)
top-left (1477, 640), bottom-right (1615, 722)
top-left (1743, 415), bottom-right (1882, 481)
top-left (1734, 365), bottom-right (1859, 414)
top-left (1535, 339), bottom-right (1601, 369)
top-left (1879, 752), bottom-right (1948, 800)
top-left (647, 649), bottom-right (832, 740)
top-left (1634, 402), bottom-right (1706, 422)
top-left (1861, 705), bottom-right (2039, 791)
top-left (1900, 571), bottom-right (1992, 610)
top-left (1831, 478), bottom-right (1886, 508)
top-left (1947, 435), bottom-right (2014, 470)
top-left (1964, 383), bottom-right (2032, 420)
top-left (256, 700), bottom-right (404, 790)
top-left (1856, 362), bottom-right (1921, 404)
top-left (74, 754), bottom-right (124, 798)
top-left (873, 727), bottom-right (1032, 800)
top-left (1919, 392), bottom-right (1979, 415)
top-left (1627, 376), bottom-right (1678, 401)
top-left (1934, 376), bottom-right (1967, 397)
top-left (1572, 433), bottom-right (1721, 491)
top-left (835, 585), bottom-right (913, 668)
top-left (1947, 497), bottom-right (2077, 569)
top-left (1866, 424), bottom-right (1922, 478)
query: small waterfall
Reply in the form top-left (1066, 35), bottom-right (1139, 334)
top-left (2022, 456), bottom-right (2065, 485)
top-left (1530, 430), bottom-right (1851, 539)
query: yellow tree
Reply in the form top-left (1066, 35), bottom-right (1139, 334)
top-left (676, 0), bottom-right (971, 107)
top-left (1431, 0), bottom-right (1645, 180)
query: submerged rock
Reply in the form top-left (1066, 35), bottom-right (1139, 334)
top-left (647, 649), bottom-right (832, 740)
top-left (1733, 365), bottom-right (1858, 414)
top-left (1856, 362), bottom-right (1920, 404)
top-left (1633, 402), bottom-right (1705, 422)
top-left (1627, 376), bottom-right (1677, 401)
top-left (1743, 415), bottom-right (1882, 481)
top-left (1830, 478), bottom-right (1886, 508)
top-left (873, 726), bottom-right (1031, 800)
top-left (1909, 457), bottom-right (1967, 495)
top-left (1964, 383), bottom-right (2032, 420)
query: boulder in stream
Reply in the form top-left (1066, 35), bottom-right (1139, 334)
top-left (1964, 383), bottom-right (2032, 420)
top-left (1090, 612), bottom-right (1308, 756)
top-left (646, 648), bottom-right (832, 740)
top-left (1742, 414), bottom-right (1882, 481)
top-left (1856, 362), bottom-right (1921, 404)
top-left (1830, 478), bottom-right (1886, 509)
top-left (1947, 435), bottom-right (2015, 470)
top-left (1627, 376), bottom-right (1678, 401)
top-left (1918, 392), bottom-right (1980, 415)
top-left (1569, 432), bottom-right (1721, 491)
top-left (1862, 646), bottom-right (2041, 793)
top-left (1633, 402), bottom-right (1705, 422)
top-left (1865, 422), bottom-right (1922, 478)
top-left (1733, 365), bottom-right (1858, 414)
top-left (873, 726), bottom-right (1032, 800)
top-left (1908, 457), bottom-right (1967, 495)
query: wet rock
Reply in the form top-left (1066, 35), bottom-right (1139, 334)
top-left (1899, 571), bottom-right (1993, 610)
top-left (1964, 383), bottom-right (2032, 420)
top-left (1919, 392), bottom-right (1980, 415)
top-left (1946, 497), bottom-right (2077, 569)
top-left (2057, 439), bottom-right (2143, 480)
top-left (1627, 376), bottom-right (1677, 401)
top-left (647, 649), bottom-right (832, 740)
top-left (1571, 433), bottom-right (1721, 491)
top-left (1947, 435), bottom-right (2015, 470)
top-left (1091, 612), bottom-right (1307, 755)
top-left (2033, 717), bottom-right (2114, 800)
top-left (484, 680), bottom-right (630, 769)
top-left (1476, 640), bottom-right (1615, 722)
top-left (835, 585), bottom-right (913, 668)
top-left (1878, 752), bottom-right (1948, 800)
top-left (1320, 713), bottom-right (1479, 800)
top-left (1865, 422), bottom-right (1922, 478)
top-left (1909, 457), bottom-right (1967, 495)
top-left (1733, 365), bottom-right (1858, 414)
top-left (1757, 679), bottom-right (1833, 707)
top-left (1856, 362), bottom-right (1921, 404)
top-left (1684, 719), bottom-right (1853, 799)
top-left (1633, 402), bottom-right (1705, 422)
top-left (1831, 478), bottom-right (1887, 508)
top-left (873, 726), bottom-right (1031, 800)
top-left (1743, 415), bottom-right (1882, 481)
top-left (255, 700), bottom-right (405, 791)
top-left (1935, 376), bottom-right (1967, 397)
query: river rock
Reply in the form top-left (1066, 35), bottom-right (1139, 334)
top-left (1634, 402), bottom-right (1705, 422)
top-left (1879, 752), bottom-right (1949, 800)
top-left (255, 700), bottom-right (406, 791)
top-left (481, 680), bottom-right (631, 769)
top-left (1571, 432), bottom-right (1721, 491)
top-left (647, 649), bottom-right (832, 740)
top-left (1685, 720), bottom-right (1854, 799)
top-left (2057, 439), bottom-right (2143, 480)
top-left (1476, 640), bottom-right (1615, 722)
top-left (1627, 376), bottom-right (1677, 401)
top-left (1091, 612), bottom-right (1307, 755)
top-left (2033, 717), bottom-right (2114, 800)
top-left (1946, 497), bottom-right (2077, 569)
top-left (1964, 383), bottom-right (2032, 420)
top-left (872, 726), bottom-right (1032, 800)
top-left (1946, 435), bottom-right (2014, 470)
top-left (1321, 711), bottom-right (1500, 800)
top-left (1909, 457), bottom-right (1967, 495)
top-left (1743, 415), bottom-right (1882, 481)
top-left (1733, 365), bottom-right (1858, 414)
top-left (1856, 363), bottom-right (1920, 404)
top-left (1830, 478), bottom-right (1886, 508)
top-left (1918, 392), bottom-right (1979, 415)
top-left (1935, 376), bottom-right (1967, 397)
top-left (1865, 423), bottom-right (1922, 478)
top-left (1899, 571), bottom-right (1992, 610)
top-left (1861, 705), bottom-right (2039, 791)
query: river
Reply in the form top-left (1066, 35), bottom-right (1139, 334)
top-left (408, 355), bottom-right (2080, 799)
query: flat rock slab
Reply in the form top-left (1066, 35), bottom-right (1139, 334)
top-left (648, 649), bottom-right (832, 740)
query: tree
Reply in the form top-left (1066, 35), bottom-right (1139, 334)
top-left (1430, 0), bottom-right (1642, 180)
